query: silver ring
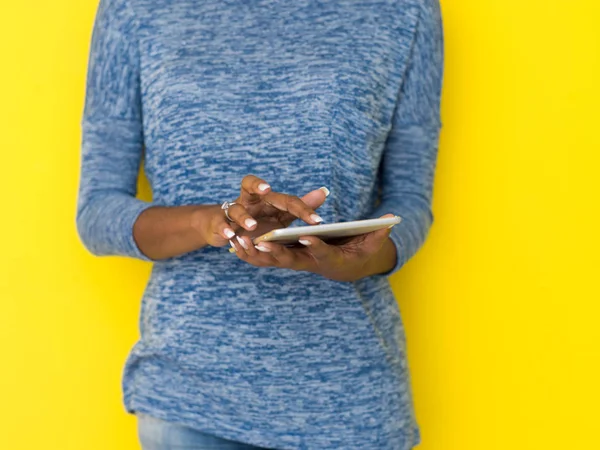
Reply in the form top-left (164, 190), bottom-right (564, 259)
top-left (221, 200), bottom-right (237, 223)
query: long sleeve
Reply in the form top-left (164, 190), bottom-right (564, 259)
top-left (76, 0), bottom-right (153, 260)
top-left (368, 0), bottom-right (444, 276)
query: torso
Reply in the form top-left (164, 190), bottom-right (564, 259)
top-left (124, 1), bottom-right (421, 449)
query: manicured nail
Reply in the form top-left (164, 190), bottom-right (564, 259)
top-left (224, 228), bottom-right (235, 238)
top-left (319, 186), bottom-right (330, 197)
top-left (299, 239), bottom-right (312, 246)
top-left (258, 183), bottom-right (270, 192)
top-left (229, 240), bottom-right (237, 251)
top-left (310, 214), bottom-right (323, 223)
top-left (245, 218), bottom-right (257, 228)
top-left (255, 244), bottom-right (271, 252)
top-left (236, 235), bottom-right (248, 249)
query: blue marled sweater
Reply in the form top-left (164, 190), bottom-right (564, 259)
top-left (77, 0), bottom-right (443, 448)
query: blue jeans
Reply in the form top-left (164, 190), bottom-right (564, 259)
top-left (137, 413), bottom-right (274, 450)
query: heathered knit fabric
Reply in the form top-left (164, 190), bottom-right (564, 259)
top-left (76, 0), bottom-right (443, 449)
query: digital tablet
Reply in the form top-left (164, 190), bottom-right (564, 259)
top-left (228, 216), bottom-right (401, 252)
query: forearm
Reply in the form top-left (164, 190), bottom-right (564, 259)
top-left (133, 204), bottom-right (220, 260)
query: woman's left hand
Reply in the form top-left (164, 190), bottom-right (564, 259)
top-left (229, 213), bottom-right (398, 282)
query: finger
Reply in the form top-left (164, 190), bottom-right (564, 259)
top-left (262, 191), bottom-right (324, 225)
top-left (260, 242), bottom-right (310, 270)
top-left (349, 214), bottom-right (395, 252)
top-left (260, 186), bottom-right (329, 227)
top-left (230, 236), bottom-right (277, 267)
top-left (368, 213), bottom-right (396, 245)
top-left (300, 186), bottom-right (330, 210)
top-left (213, 215), bottom-right (237, 241)
top-left (235, 235), bottom-right (259, 258)
top-left (204, 207), bottom-right (238, 246)
top-left (254, 241), bottom-right (273, 253)
top-left (297, 235), bottom-right (342, 262)
top-left (367, 226), bottom-right (393, 249)
top-left (240, 174), bottom-right (271, 203)
top-left (226, 203), bottom-right (258, 231)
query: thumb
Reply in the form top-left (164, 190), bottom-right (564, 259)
top-left (300, 186), bottom-right (330, 210)
top-left (365, 213), bottom-right (395, 248)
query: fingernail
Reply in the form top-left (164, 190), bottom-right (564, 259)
top-left (299, 239), bottom-right (312, 246)
top-left (224, 228), bottom-right (235, 238)
top-left (310, 214), bottom-right (323, 223)
top-left (229, 240), bottom-right (237, 251)
top-left (236, 235), bottom-right (248, 249)
top-left (255, 244), bottom-right (271, 252)
top-left (319, 186), bottom-right (330, 197)
top-left (258, 183), bottom-right (270, 192)
top-left (245, 218), bottom-right (257, 228)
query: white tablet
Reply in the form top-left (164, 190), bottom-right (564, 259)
top-left (252, 215), bottom-right (401, 246)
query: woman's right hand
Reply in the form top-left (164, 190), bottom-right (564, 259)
top-left (197, 174), bottom-right (330, 248)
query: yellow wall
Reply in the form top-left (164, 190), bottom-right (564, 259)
top-left (0, 1), bottom-right (598, 449)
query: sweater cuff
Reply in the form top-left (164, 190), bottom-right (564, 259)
top-left (120, 199), bottom-right (155, 262)
top-left (381, 224), bottom-right (405, 276)
top-left (77, 194), bottom-right (155, 261)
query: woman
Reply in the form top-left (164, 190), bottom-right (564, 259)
top-left (77, 0), bottom-right (443, 449)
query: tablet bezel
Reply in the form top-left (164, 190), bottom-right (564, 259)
top-left (252, 215), bottom-right (402, 245)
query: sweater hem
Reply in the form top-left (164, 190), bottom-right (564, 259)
top-left (124, 390), bottom-right (420, 450)
top-left (126, 392), bottom-right (301, 450)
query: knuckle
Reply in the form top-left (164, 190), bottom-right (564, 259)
top-left (230, 204), bottom-right (245, 219)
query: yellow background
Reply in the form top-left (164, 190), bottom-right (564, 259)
top-left (0, 1), bottom-right (598, 449)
